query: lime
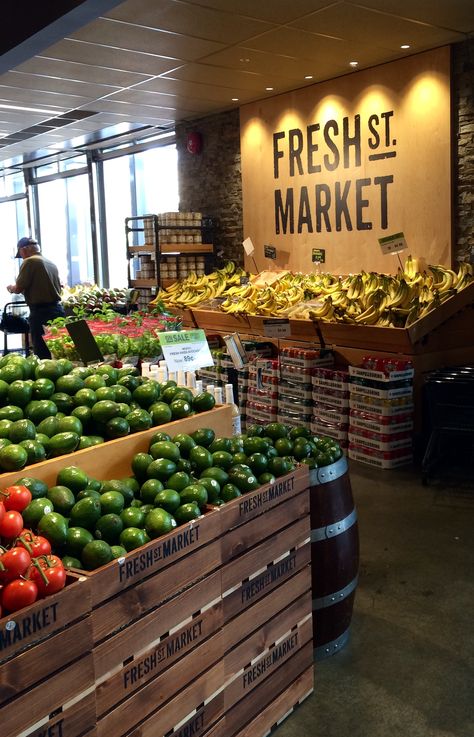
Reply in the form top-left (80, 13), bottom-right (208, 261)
top-left (174, 503), bottom-right (201, 524)
top-left (7, 380), bottom-right (33, 408)
top-left (84, 374), bottom-right (107, 391)
top-left (161, 385), bottom-right (179, 404)
top-left (100, 491), bottom-right (125, 515)
top-left (140, 478), bottom-right (164, 504)
top-left (167, 471), bottom-right (191, 492)
top-left (209, 437), bottom-right (232, 453)
top-left (14, 476), bottom-right (48, 499)
top-left (221, 483), bottom-right (242, 501)
top-left (211, 450), bottom-right (233, 470)
top-left (72, 405), bottom-right (92, 427)
top-left (0, 419), bottom-right (12, 438)
top-left (115, 402), bottom-right (131, 418)
top-left (0, 438), bottom-right (11, 451)
top-left (20, 439), bottom-right (47, 465)
top-left (100, 479), bottom-right (134, 505)
top-left (0, 380), bottom-right (9, 402)
top-left (34, 360), bottom-right (62, 382)
top-left (199, 476), bottom-right (221, 503)
top-left (95, 514), bottom-right (123, 544)
top-left (145, 508), bottom-right (175, 538)
top-left (0, 405), bottom-right (24, 422)
top-left (146, 458), bottom-right (177, 482)
top-left (111, 384), bottom-right (132, 404)
top-left (0, 443), bottom-right (28, 471)
top-left (153, 489), bottom-right (181, 513)
top-left (62, 555), bottom-right (82, 569)
top-left (131, 452), bottom-right (153, 480)
top-left (133, 382), bottom-right (161, 408)
top-left (158, 379), bottom-right (177, 393)
top-left (229, 470), bottom-right (259, 493)
top-left (74, 388), bottom-right (97, 408)
top-left (95, 365), bottom-right (118, 384)
top-left (176, 458), bottom-right (192, 474)
top-left (77, 489), bottom-right (102, 502)
top-left (8, 418), bottom-right (36, 443)
top-left (95, 386), bottom-right (116, 402)
top-left (81, 540), bottom-right (113, 570)
top-left (66, 527), bottom-right (94, 557)
top-left (120, 507), bottom-right (145, 529)
top-left (47, 485), bottom-right (76, 516)
top-left (200, 467), bottom-right (229, 486)
top-left (126, 408), bottom-right (152, 432)
top-left (232, 452), bottom-right (249, 465)
top-left (78, 437), bottom-right (93, 449)
top-left (189, 446), bottom-right (213, 472)
top-left (118, 375), bottom-right (141, 392)
top-left (55, 374), bottom-right (85, 395)
top-left (50, 392), bottom-right (75, 414)
top-left (0, 364), bottom-right (24, 383)
top-left (48, 432), bottom-right (80, 457)
top-left (111, 545), bottom-right (127, 559)
top-left (70, 366), bottom-right (94, 380)
top-left (32, 378), bottom-right (56, 400)
top-left (149, 440), bottom-right (181, 463)
top-left (119, 527), bottom-right (147, 552)
top-left (180, 483), bottom-right (208, 509)
top-left (36, 416), bottom-right (60, 437)
top-left (56, 359), bottom-right (74, 375)
top-left (246, 424), bottom-right (264, 437)
top-left (192, 392), bottom-right (216, 413)
top-left (191, 428), bottom-right (215, 447)
top-left (243, 437), bottom-right (271, 456)
top-left (35, 433), bottom-right (51, 454)
top-left (147, 402), bottom-right (171, 426)
top-left (25, 399), bottom-right (57, 424)
top-left (274, 438), bottom-right (294, 456)
top-left (70, 497), bottom-right (102, 530)
top-left (292, 439), bottom-right (313, 460)
top-left (268, 456), bottom-right (294, 477)
top-left (264, 422), bottom-right (289, 440)
top-left (57, 466), bottom-right (90, 492)
top-left (38, 511), bottom-right (68, 546)
top-left (22, 498), bottom-right (54, 527)
top-left (149, 431), bottom-right (171, 445)
top-left (289, 426), bottom-right (311, 440)
top-left (258, 472), bottom-right (276, 485)
top-left (120, 477), bottom-right (140, 496)
top-left (228, 437), bottom-right (244, 454)
top-left (57, 415), bottom-right (83, 435)
top-left (173, 388), bottom-right (194, 403)
top-left (105, 416), bottom-right (130, 439)
top-left (170, 399), bottom-right (193, 420)
top-left (247, 453), bottom-right (269, 475)
top-left (171, 433), bottom-right (196, 457)
top-left (91, 400), bottom-right (120, 423)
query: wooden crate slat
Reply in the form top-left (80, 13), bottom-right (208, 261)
top-left (91, 538), bottom-right (222, 642)
top-left (0, 617), bottom-right (92, 707)
top-left (1, 655), bottom-right (95, 737)
top-left (221, 489), bottom-right (310, 563)
top-left (93, 570), bottom-right (222, 679)
top-left (221, 514), bottom-right (310, 593)
top-left (84, 508), bottom-right (222, 606)
top-left (25, 691), bottom-right (97, 737)
top-left (159, 693), bottom-right (225, 737)
top-left (192, 309), bottom-right (251, 332)
top-left (224, 618), bottom-right (313, 711)
top-left (0, 406), bottom-right (233, 488)
top-left (217, 466), bottom-right (309, 531)
top-left (96, 599), bottom-right (223, 716)
top-left (97, 646), bottom-right (225, 737)
top-left (0, 577), bottom-right (90, 664)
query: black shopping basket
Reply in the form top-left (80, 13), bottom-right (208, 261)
top-left (0, 301), bottom-right (30, 355)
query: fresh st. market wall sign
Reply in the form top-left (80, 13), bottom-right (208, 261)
top-left (240, 47), bottom-right (451, 275)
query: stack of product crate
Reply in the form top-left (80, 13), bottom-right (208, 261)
top-left (196, 346), bottom-right (225, 389)
top-left (348, 356), bottom-right (414, 468)
top-left (278, 347), bottom-right (334, 431)
top-left (311, 367), bottom-right (350, 447)
top-left (246, 358), bottom-right (280, 428)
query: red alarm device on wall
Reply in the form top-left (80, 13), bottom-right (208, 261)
top-left (187, 131), bottom-right (202, 154)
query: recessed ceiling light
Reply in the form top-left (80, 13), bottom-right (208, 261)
top-left (401, 44), bottom-right (410, 49)
top-left (349, 61), bottom-right (359, 68)
top-left (232, 98), bottom-right (239, 102)
top-left (305, 75), bottom-right (313, 80)
top-left (266, 87), bottom-right (274, 91)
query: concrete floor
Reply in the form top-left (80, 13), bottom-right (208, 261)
top-left (275, 461), bottom-right (474, 737)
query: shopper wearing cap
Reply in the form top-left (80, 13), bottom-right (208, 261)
top-left (7, 237), bottom-right (65, 359)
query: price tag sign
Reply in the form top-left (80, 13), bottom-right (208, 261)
top-left (264, 245), bottom-right (277, 259)
top-left (263, 318), bottom-right (291, 337)
top-left (312, 248), bottom-right (326, 263)
top-left (242, 237), bottom-right (255, 255)
top-left (157, 330), bottom-right (214, 372)
top-left (378, 232), bottom-right (408, 255)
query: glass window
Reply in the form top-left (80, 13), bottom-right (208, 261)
top-left (102, 155), bottom-right (134, 288)
top-left (0, 170), bottom-right (26, 198)
top-left (60, 155), bottom-right (87, 173)
top-left (35, 174), bottom-right (94, 287)
top-left (0, 197), bottom-right (29, 306)
top-left (135, 144), bottom-right (179, 215)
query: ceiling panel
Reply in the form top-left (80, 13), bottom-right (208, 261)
top-left (69, 18), bottom-right (226, 60)
top-left (352, 0), bottom-right (474, 32)
top-left (16, 56), bottom-right (152, 87)
top-left (0, 71), bottom-right (120, 97)
top-left (199, 46), bottom-right (322, 82)
top-left (288, 4), bottom-right (466, 49)
top-left (161, 64), bottom-right (273, 92)
top-left (109, 87), bottom-right (228, 113)
top-left (134, 75), bottom-right (254, 103)
top-left (0, 86), bottom-right (91, 109)
top-left (105, 0), bottom-right (276, 44)
top-left (179, 0), bottom-right (337, 25)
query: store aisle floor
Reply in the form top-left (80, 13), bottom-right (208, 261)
top-left (275, 462), bottom-right (474, 737)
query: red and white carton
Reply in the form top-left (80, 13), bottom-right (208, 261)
top-left (312, 388), bottom-right (350, 409)
top-left (247, 385), bottom-right (278, 408)
top-left (313, 400), bottom-right (350, 422)
top-left (348, 382), bottom-right (413, 400)
top-left (348, 442), bottom-right (413, 469)
top-left (277, 408), bottom-right (312, 427)
top-left (312, 419), bottom-right (349, 443)
top-left (280, 364), bottom-right (314, 385)
top-left (246, 400), bottom-right (278, 423)
top-left (279, 379), bottom-right (313, 401)
top-left (280, 346), bottom-right (334, 369)
top-left (312, 367), bottom-right (349, 390)
top-left (349, 364), bottom-right (414, 383)
top-left (349, 408), bottom-right (414, 434)
top-left (349, 396), bottom-right (414, 416)
top-left (348, 427), bottom-right (412, 451)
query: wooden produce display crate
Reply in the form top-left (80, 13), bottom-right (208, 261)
top-left (0, 575), bottom-right (94, 737)
top-left (192, 309), bottom-right (251, 332)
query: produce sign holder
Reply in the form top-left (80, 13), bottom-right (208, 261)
top-left (0, 574), bottom-right (95, 737)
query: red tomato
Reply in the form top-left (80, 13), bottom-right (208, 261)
top-left (0, 501), bottom-right (5, 525)
top-left (18, 530), bottom-right (51, 558)
top-left (30, 555), bottom-right (66, 596)
top-left (0, 547), bottom-right (31, 583)
top-left (0, 510), bottom-right (24, 540)
top-left (2, 485), bottom-right (32, 513)
top-left (2, 579), bottom-right (38, 613)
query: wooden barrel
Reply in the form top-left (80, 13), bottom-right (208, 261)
top-left (309, 457), bottom-right (359, 659)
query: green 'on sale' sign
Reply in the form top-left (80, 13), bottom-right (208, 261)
top-left (157, 330), bottom-right (214, 372)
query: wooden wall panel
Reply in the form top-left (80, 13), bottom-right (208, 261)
top-left (241, 47), bottom-right (451, 275)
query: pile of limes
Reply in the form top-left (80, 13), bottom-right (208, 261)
top-left (0, 353), bottom-right (215, 473)
top-left (14, 422), bottom-right (342, 570)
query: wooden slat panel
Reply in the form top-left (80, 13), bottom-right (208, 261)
top-left (26, 692), bottom-right (97, 737)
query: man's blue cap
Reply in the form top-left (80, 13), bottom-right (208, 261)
top-left (16, 236), bottom-right (37, 258)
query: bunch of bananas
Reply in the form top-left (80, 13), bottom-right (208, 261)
top-left (152, 257), bottom-right (473, 328)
